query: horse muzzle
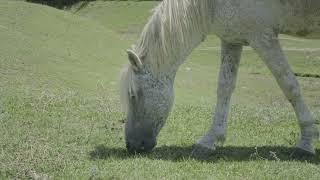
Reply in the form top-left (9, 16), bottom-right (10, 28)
top-left (126, 139), bottom-right (156, 153)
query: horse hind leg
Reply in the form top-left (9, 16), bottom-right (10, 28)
top-left (192, 41), bottom-right (242, 159)
top-left (250, 32), bottom-right (319, 155)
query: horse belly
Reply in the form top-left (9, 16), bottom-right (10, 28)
top-left (280, 0), bottom-right (320, 39)
top-left (300, 18), bottom-right (320, 39)
top-left (281, 23), bottom-right (320, 39)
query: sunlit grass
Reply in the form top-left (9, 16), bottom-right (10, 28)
top-left (1, 1), bottom-right (320, 179)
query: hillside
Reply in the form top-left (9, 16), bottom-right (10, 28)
top-left (0, 0), bottom-right (127, 97)
top-left (0, 1), bottom-right (128, 178)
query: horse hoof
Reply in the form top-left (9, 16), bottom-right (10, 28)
top-left (191, 144), bottom-right (215, 160)
top-left (290, 148), bottom-right (315, 160)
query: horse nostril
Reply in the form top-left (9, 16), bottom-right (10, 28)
top-left (140, 141), bottom-right (145, 150)
top-left (126, 140), bottom-right (155, 153)
top-left (126, 141), bottom-right (134, 153)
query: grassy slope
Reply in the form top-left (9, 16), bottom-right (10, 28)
top-left (1, 0), bottom-right (131, 95)
top-left (0, 1), bottom-right (128, 178)
top-left (1, 0), bottom-right (320, 179)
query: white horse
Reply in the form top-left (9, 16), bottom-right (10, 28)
top-left (120, 0), bottom-right (320, 157)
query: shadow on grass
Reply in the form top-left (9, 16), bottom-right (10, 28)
top-left (26, 0), bottom-right (92, 9)
top-left (26, 0), bottom-right (162, 9)
top-left (89, 145), bottom-right (320, 164)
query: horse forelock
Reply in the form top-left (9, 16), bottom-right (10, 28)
top-left (120, 64), bottom-right (137, 113)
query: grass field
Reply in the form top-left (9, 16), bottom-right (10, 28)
top-left (1, 0), bottom-right (320, 179)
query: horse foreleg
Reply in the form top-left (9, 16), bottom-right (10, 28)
top-left (192, 41), bottom-right (242, 158)
top-left (250, 33), bottom-right (319, 155)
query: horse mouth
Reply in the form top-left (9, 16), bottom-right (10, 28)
top-left (126, 140), bottom-right (156, 154)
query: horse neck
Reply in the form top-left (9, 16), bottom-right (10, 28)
top-left (135, 0), bottom-right (213, 79)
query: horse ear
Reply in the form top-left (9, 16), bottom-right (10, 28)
top-left (127, 50), bottom-right (143, 71)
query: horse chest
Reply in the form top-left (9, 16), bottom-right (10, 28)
top-left (209, 0), bottom-right (279, 44)
top-left (209, 0), bottom-right (247, 43)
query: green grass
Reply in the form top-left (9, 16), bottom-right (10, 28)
top-left (1, 0), bottom-right (320, 179)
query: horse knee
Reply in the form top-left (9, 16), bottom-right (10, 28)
top-left (283, 76), bottom-right (301, 103)
top-left (217, 81), bottom-right (235, 96)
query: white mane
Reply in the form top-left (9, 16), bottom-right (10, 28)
top-left (133, 0), bottom-right (211, 73)
top-left (120, 0), bottom-right (211, 111)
